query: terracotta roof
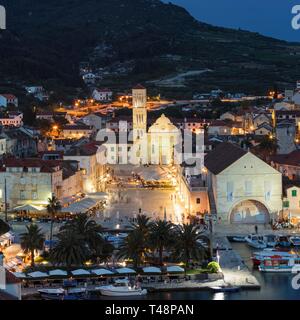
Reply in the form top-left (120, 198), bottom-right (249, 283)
top-left (205, 142), bottom-right (247, 175)
top-left (0, 94), bottom-right (17, 100)
top-left (0, 158), bottom-right (62, 173)
top-left (270, 150), bottom-right (300, 166)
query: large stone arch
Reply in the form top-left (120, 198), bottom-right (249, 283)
top-left (229, 199), bottom-right (270, 224)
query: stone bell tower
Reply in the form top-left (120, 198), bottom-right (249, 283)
top-left (132, 84), bottom-right (147, 143)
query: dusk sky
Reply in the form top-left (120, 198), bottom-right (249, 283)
top-left (165, 0), bottom-right (300, 42)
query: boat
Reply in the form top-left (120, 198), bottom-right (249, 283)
top-left (38, 287), bottom-right (87, 300)
top-left (259, 256), bottom-right (300, 272)
top-left (209, 285), bottom-right (240, 293)
top-left (263, 235), bottom-right (277, 247)
top-left (290, 236), bottom-right (300, 246)
top-left (232, 236), bottom-right (246, 242)
top-left (252, 249), bottom-right (297, 266)
top-left (96, 279), bottom-right (147, 297)
top-left (275, 235), bottom-right (291, 248)
top-left (245, 234), bottom-right (267, 249)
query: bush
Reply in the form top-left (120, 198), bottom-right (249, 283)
top-left (207, 261), bottom-right (220, 273)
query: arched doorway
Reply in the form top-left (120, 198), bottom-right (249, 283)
top-left (230, 200), bottom-right (270, 224)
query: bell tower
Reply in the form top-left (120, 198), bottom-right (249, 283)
top-left (132, 84), bottom-right (147, 143)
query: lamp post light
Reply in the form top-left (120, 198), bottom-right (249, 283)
top-left (204, 213), bottom-right (217, 259)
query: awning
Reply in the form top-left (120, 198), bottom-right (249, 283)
top-left (13, 272), bottom-right (27, 279)
top-left (13, 204), bottom-right (45, 212)
top-left (27, 271), bottom-right (48, 278)
top-left (49, 269), bottom-right (68, 277)
top-left (71, 269), bottom-right (91, 276)
top-left (166, 266), bottom-right (185, 273)
top-left (142, 267), bottom-right (161, 274)
top-left (91, 268), bottom-right (114, 276)
top-left (116, 267), bottom-right (136, 274)
top-left (87, 192), bottom-right (109, 200)
top-left (61, 198), bottom-right (98, 213)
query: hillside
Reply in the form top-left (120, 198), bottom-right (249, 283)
top-left (0, 0), bottom-right (300, 98)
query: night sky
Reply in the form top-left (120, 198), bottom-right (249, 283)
top-left (164, 0), bottom-right (300, 42)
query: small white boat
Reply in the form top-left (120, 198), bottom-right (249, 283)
top-left (96, 279), bottom-right (147, 297)
top-left (209, 285), bottom-right (240, 292)
top-left (245, 234), bottom-right (267, 249)
top-left (232, 236), bottom-right (246, 242)
top-left (38, 287), bottom-right (86, 300)
top-left (290, 236), bottom-right (300, 246)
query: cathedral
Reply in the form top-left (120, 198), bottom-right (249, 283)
top-left (99, 85), bottom-right (180, 165)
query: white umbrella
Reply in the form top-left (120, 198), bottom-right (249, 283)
top-left (71, 269), bottom-right (91, 276)
top-left (91, 268), bottom-right (114, 276)
top-left (28, 271), bottom-right (48, 278)
top-left (166, 266), bottom-right (185, 273)
top-left (13, 272), bottom-right (26, 278)
top-left (49, 269), bottom-right (68, 277)
top-left (142, 267), bottom-right (161, 274)
top-left (116, 267), bottom-right (136, 274)
top-left (14, 204), bottom-right (44, 212)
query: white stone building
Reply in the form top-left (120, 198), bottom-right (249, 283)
top-left (204, 142), bottom-right (282, 224)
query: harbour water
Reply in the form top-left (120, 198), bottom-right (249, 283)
top-left (96, 243), bottom-right (300, 300)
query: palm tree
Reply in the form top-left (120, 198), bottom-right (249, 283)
top-left (118, 230), bottom-right (147, 268)
top-left (172, 223), bottom-right (205, 270)
top-left (131, 214), bottom-right (151, 234)
top-left (20, 224), bottom-right (45, 267)
top-left (50, 229), bottom-right (89, 268)
top-left (60, 213), bottom-right (113, 262)
top-left (47, 195), bottom-right (61, 251)
top-left (148, 220), bottom-right (174, 266)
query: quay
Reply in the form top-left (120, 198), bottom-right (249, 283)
top-left (213, 235), bottom-right (261, 290)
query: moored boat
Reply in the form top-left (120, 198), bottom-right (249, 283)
top-left (96, 279), bottom-right (147, 297)
top-left (275, 235), bottom-right (291, 248)
top-left (252, 249), bottom-right (296, 266)
top-left (259, 256), bottom-right (300, 272)
top-left (290, 236), bottom-right (300, 247)
top-left (209, 285), bottom-right (240, 293)
top-left (232, 236), bottom-right (246, 243)
top-left (245, 234), bottom-right (267, 249)
top-left (38, 287), bottom-right (87, 300)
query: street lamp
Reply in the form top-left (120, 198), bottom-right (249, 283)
top-left (204, 213), bottom-right (217, 259)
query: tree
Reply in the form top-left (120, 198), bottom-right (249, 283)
top-left (148, 220), bottom-right (174, 266)
top-left (131, 214), bottom-right (151, 234)
top-left (20, 224), bottom-right (45, 267)
top-left (117, 230), bottom-right (147, 268)
top-left (47, 195), bottom-right (62, 251)
top-left (50, 229), bottom-right (89, 268)
top-left (60, 212), bottom-right (113, 263)
top-left (172, 223), bottom-right (205, 270)
top-left (257, 136), bottom-right (278, 160)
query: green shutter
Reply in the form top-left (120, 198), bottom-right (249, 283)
top-left (292, 190), bottom-right (297, 197)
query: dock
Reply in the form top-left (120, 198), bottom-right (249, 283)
top-left (213, 235), bottom-right (261, 289)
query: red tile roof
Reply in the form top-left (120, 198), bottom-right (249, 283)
top-left (270, 150), bottom-right (300, 166)
top-left (0, 94), bottom-right (17, 100)
top-left (133, 84), bottom-right (145, 90)
top-left (205, 142), bottom-right (247, 175)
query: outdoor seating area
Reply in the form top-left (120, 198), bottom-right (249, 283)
top-left (15, 265), bottom-right (186, 289)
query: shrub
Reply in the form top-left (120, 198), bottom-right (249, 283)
top-left (207, 261), bottom-right (220, 273)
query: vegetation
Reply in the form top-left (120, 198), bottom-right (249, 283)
top-left (51, 213), bottom-right (113, 267)
top-left (47, 195), bottom-right (62, 251)
top-left (207, 261), bottom-right (221, 274)
top-left (1, 0), bottom-right (300, 96)
top-left (118, 215), bottom-right (207, 269)
top-left (20, 224), bottom-right (45, 267)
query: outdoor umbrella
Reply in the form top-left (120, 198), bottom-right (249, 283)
top-left (166, 266), bottom-right (185, 273)
top-left (49, 269), bottom-right (68, 277)
top-left (14, 204), bottom-right (44, 212)
top-left (27, 271), bottom-right (48, 278)
top-left (116, 267), bottom-right (136, 274)
top-left (142, 267), bottom-right (161, 274)
top-left (71, 269), bottom-right (91, 276)
top-left (91, 268), bottom-right (114, 276)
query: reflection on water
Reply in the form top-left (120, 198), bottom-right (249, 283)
top-left (213, 292), bottom-right (225, 300)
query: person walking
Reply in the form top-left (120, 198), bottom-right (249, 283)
top-left (255, 225), bottom-right (258, 234)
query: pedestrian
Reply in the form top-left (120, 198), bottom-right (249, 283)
top-left (255, 225), bottom-right (258, 234)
